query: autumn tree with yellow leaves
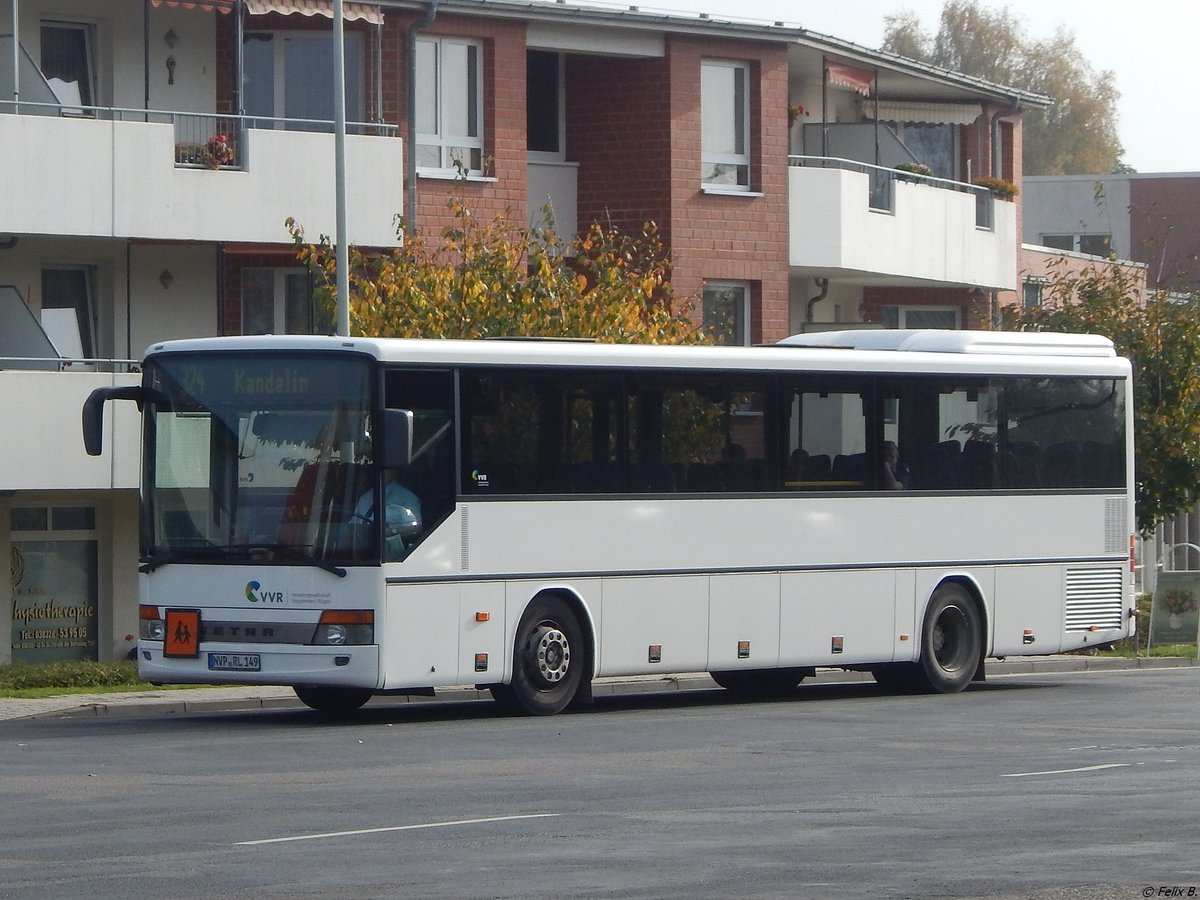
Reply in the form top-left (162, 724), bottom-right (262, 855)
top-left (287, 197), bottom-right (706, 345)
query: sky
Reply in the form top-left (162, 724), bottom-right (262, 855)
top-left (581, 0), bottom-right (1199, 174)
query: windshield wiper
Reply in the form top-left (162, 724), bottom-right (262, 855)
top-left (139, 543), bottom-right (347, 577)
top-left (229, 543), bottom-right (348, 578)
top-left (139, 544), bottom-right (228, 574)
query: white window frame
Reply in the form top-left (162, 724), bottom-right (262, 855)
top-left (1022, 279), bottom-right (1046, 309)
top-left (702, 280), bottom-right (752, 346)
top-left (701, 59), bottom-right (750, 192)
top-left (416, 36), bottom-right (485, 176)
top-left (242, 268), bottom-right (327, 336)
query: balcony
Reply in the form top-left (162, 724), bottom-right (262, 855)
top-left (0, 103), bottom-right (403, 247)
top-left (788, 157), bottom-right (1017, 291)
top-left (0, 365), bottom-right (140, 493)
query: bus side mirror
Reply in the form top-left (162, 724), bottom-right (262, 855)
top-left (82, 385), bottom-right (153, 456)
top-left (382, 409), bottom-right (413, 468)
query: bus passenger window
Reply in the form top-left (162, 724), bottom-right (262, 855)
top-left (783, 381), bottom-right (868, 490)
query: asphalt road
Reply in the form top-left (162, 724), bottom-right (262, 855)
top-left (1, 668), bottom-right (1198, 900)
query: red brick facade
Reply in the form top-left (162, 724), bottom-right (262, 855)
top-left (213, 11), bottom-right (1024, 342)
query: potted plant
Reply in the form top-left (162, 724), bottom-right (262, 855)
top-left (894, 161), bottom-right (934, 182)
top-left (200, 133), bottom-right (236, 170)
top-left (787, 103), bottom-right (810, 127)
top-left (974, 175), bottom-right (1019, 199)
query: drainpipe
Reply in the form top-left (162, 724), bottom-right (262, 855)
top-left (990, 98), bottom-right (1020, 179)
top-left (405, 1), bottom-right (439, 238)
top-left (806, 277), bottom-right (829, 324)
top-left (12, 0), bottom-right (19, 107)
top-left (989, 99), bottom-right (1021, 329)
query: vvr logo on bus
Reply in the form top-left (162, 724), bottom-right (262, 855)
top-left (244, 580), bottom-right (285, 604)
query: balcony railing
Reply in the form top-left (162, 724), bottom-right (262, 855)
top-left (788, 156), bottom-right (997, 229)
top-left (0, 356), bottom-right (138, 373)
top-left (0, 100), bottom-right (398, 171)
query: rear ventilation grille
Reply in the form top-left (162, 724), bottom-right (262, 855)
top-left (460, 505), bottom-right (469, 571)
top-left (1065, 567), bottom-right (1125, 631)
top-left (1104, 498), bottom-right (1128, 554)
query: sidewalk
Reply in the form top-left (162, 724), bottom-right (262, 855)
top-left (2, 655), bottom-right (1195, 722)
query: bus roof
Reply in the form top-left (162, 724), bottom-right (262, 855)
top-left (144, 331), bottom-right (1127, 378)
top-left (778, 329), bottom-right (1117, 357)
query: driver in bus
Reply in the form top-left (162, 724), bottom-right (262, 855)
top-left (354, 473), bottom-right (422, 558)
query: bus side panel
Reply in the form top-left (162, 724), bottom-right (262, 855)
top-left (597, 575), bottom-right (708, 677)
top-left (894, 568), bottom-right (917, 663)
top-left (779, 569), bottom-right (895, 666)
top-left (994, 566), bottom-right (1064, 656)
top-left (707, 573), bottom-right (781, 671)
top-left (460, 581), bottom-right (507, 686)
top-left (382, 582), bottom-right (461, 689)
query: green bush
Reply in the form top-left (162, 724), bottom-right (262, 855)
top-left (0, 660), bottom-right (142, 690)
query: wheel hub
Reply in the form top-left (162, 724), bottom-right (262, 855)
top-left (533, 625), bottom-right (570, 684)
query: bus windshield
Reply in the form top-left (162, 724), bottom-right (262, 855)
top-left (142, 353), bottom-right (377, 568)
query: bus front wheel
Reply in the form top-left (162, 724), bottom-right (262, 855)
top-left (916, 582), bottom-right (982, 694)
top-left (498, 596), bottom-right (586, 716)
top-left (294, 684), bottom-right (373, 714)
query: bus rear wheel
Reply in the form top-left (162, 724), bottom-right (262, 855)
top-left (710, 667), bottom-right (810, 696)
top-left (915, 582), bottom-right (982, 694)
top-left (497, 596), bottom-right (585, 716)
top-left (294, 685), bottom-right (373, 714)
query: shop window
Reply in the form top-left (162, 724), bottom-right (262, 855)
top-left (10, 505), bottom-right (99, 663)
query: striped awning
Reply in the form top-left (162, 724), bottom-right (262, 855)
top-left (149, 0), bottom-right (383, 22)
top-left (245, 0), bottom-right (384, 24)
top-left (150, 0), bottom-right (236, 12)
top-left (869, 101), bottom-right (983, 126)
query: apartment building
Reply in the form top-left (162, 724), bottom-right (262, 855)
top-left (0, 0), bottom-right (1042, 664)
top-left (1024, 172), bottom-right (1200, 293)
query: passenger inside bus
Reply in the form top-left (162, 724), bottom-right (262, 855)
top-left (881, 441), bottom-right (909, 490)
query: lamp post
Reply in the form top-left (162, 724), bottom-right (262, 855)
top-left (332, 0), bottom-right (350, 337)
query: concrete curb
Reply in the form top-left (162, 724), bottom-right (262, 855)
top-left (2, 655), bottom-right (1195, 722)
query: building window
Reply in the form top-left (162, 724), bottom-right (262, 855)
top-left (416, 37), bottom-right (484, 174)
top-left (1041, 233), bottom-right (1114, 257)
top-left (701, 60), bottom-right (749, 190)
top-left (703, 281), bottom-right (751, 345)
top-left (41, 21), bottom-right (96, 113)
top-left (1022, 280), bottom-right (1045, 308)
top-left (243, 31), bottom-right (364, 132)
top-left (41, 266), bottom-right (96, 359)
top-left (1078, 234), bottom-right (1113, 257)
top-left (242, 269), bottom-right (329, 335)
top-left (881, 305), bottom-right (960, 329)
top-left (526, 50), bottom-right (563, 159)
top-left (887, 122), bottom-right (958, 179)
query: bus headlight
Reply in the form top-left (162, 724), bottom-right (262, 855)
top-left (311, 610), bottom-right (373, 646)
top-left (139, 605), bottom-right (166, 642)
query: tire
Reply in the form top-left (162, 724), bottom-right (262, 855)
top-left (501, 596), bottom-right (586, 716)
top-left (914, 582), bottom-right (982, 694)
top-left (294, 684), bottom-right (373, 714)
top-left (710, 667), bottom-right (810, 696)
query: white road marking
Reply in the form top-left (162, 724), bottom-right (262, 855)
top-left (1001, 763), bottom-right (1131, 778)
top-left (237, 813), bottom-right (560, 846)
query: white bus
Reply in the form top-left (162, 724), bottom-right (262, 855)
top-left (84, 330), bottom-right (1135, 714)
